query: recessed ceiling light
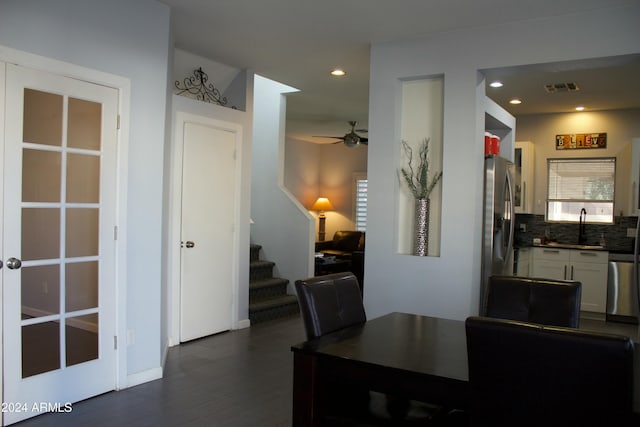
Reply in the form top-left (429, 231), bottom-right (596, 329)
top-left (489, 81), bottom-right (503, 88)
top-left (509, 98), bottom-right (522, 105)
top-left (330, 68), bottom-right (346, 77)
top-left (575, 106), bottom-right (585, 111)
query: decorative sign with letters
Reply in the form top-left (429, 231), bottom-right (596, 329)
top-left (556, 133), bottom-right (607, 150)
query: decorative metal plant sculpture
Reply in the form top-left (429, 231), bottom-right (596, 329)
top-left (400, 138), bottom-right (442, 200)
top-left (174, 67), bottom-right (230, 107)
top-left (400, 138), bottom-right (443, 256)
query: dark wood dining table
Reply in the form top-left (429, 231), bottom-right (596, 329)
top-left (292, 311), bottom-right (640, 426)
top-left (290, 312), bottom-right (470, 426)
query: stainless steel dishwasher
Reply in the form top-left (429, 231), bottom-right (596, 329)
top-left (607, 252), bottom-right (639, 324)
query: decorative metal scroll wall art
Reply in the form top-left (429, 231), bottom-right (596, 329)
top-left (174, 67), bottom-right (235, 108)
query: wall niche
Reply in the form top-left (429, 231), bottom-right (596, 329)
top-left (397, 76), bottom-right (444, 256)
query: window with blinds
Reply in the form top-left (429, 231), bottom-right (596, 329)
top-left (353, 173), bottom-right (367, 232)
top-left (546, 157), bottom-right (615, 223)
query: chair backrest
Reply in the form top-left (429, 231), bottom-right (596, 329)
top-left (486, 275), bottom-right (581, 327)
top-left (331, 231), bottom-right (364, 251)
top-left (295, 272), bottom-right (366, 339)
top-left (466, 316), bottom-right (635, 427)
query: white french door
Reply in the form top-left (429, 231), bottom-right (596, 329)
top-left (2, 64), bottom-right (118, 425)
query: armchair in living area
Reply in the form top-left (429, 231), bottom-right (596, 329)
top-left (315, 230), bottom-right (365, 259)
top-left (315, 231), bottom-right (365, 289)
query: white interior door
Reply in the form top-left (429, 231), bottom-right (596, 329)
top-left (2, 64), bottom-right (118, 425)
top-left (180, 121), bottom-right (236, 342)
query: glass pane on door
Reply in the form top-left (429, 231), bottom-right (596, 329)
top-left (21, 265), bottom-right (60, 318)
top-left (66, 314), bottom-right (98, 367)
top-left (67, 97), bottom-right (101, 150)
top-left (23, 89), bottom-right (62, 147)
top-left (22, 322), bottom-right (60, 378)
top-left (22, 149), bottom-right (61, 202)
top-left (21, 208), bottom-right (60, 260)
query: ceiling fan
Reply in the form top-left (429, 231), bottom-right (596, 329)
top-left (314, 121), bottom-right (368, 147)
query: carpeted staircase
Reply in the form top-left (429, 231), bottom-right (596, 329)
top-left (249, 243), bottom-right (300, 324)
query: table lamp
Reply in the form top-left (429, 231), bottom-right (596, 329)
top-left (311, 197), bottom-right (334, 241)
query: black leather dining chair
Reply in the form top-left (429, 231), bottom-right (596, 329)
top-left (295, 272), bottom-right (366, 339)
top-left (295, 273), bottom-right (370, 421)
top-left (485, 275), bottom-right (582, 327)
top-left (465, 316), bottom-right (635, 427)
top-left (295, 273), bottom-right (440, 424)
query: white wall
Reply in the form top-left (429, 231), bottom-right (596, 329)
top-left (252, 76), bottom-right (315, 290)
top-left (366, 4), bottom-right (640, 321)
top-left (0, 0), bottom-right (171, 382)
top-left (516, 109), bottom-right (640, 216)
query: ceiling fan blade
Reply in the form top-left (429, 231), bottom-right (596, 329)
top-left (360, 138), bottom-right (368, 144)
top-left (355, 129), bottom-right (368, 133)
top-left (313, 135), bottom-right (344, 140)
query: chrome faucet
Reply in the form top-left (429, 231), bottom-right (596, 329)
top-left (578, 208), bottom-right (587, 245)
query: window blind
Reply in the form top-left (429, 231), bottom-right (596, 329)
top-left (354, 177), bottom-right (367, 232)
top-left (546, 158), bottom-right (615, 223)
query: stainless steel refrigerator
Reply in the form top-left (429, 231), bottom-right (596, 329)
top-left (606, 221), bottom-right (640, 323)
top-left (480, 156), bottom-right (515, 315)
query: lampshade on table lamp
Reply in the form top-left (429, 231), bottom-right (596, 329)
top-left (311, 197), bottom-right (334, 241)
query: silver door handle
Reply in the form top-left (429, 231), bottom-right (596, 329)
top-left (6, 257), bottom-right (22, 270)
top-left (0, 259), bottom-right (3, 269)
top-left (185, 241), bottom-right (195, 248)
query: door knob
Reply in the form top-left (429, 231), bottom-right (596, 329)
top-left (185, 241), bottom-right (195, 248)
top-left (0, 259), bottom-right (3, 269)
top-left (6, 257), bottom-right (22, 270)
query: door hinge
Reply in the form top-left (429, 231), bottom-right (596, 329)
top-left (114, 336), bottom-right (118, 350)
top-left (114, 226), bottom-right (118, 240)
top-left (117, 115), bottom-right (121, 130)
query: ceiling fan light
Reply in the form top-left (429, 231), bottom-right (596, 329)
top-left (343, 134), bottom-right (360, 147)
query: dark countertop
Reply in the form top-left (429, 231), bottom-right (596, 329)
top-left (531, 243), bottom-right (607, 251)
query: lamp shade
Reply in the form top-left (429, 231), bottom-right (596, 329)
top-left (311, 197), bottom-right (334, 211)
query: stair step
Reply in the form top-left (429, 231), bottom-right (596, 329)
top-left (250, 244), bottom-right (262, 262)
top-left (250, 260), bottom-right (276, 281)
top-left (249, 295), bottom-right (300, 324)
top-left (249, 277), bottom-right (289, 302)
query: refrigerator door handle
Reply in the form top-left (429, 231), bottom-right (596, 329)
top-left (634, 218), bottom-right (640, 315)
top-left (505, 167), bottom-right (515, 262)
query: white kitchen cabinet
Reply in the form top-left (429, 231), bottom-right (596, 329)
top-left (570, 251), bottom-right (608, 313)
top-left (531, 247), bottom-right (608, 313)
top-left (515, 247), bottom-right (531, 277)
top-left (531, 247), bottom-right (570, 280)
top-left (514, 141), bottom-right (534, 214)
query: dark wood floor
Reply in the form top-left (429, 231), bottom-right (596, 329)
top-left (15, 315), bottom-right (307, 427)
top-left (13, 313), bottom-right (640, 427)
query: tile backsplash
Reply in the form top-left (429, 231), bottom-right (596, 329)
top-left (515, 214), bottom-right (638, 253)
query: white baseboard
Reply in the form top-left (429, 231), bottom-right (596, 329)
top-left (125, 367), bottom-right (163, 389)
top-left (235, 318), bottom-right (251, 329)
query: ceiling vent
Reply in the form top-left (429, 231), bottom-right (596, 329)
top-left (544, 82), bottom-right (580, 93)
